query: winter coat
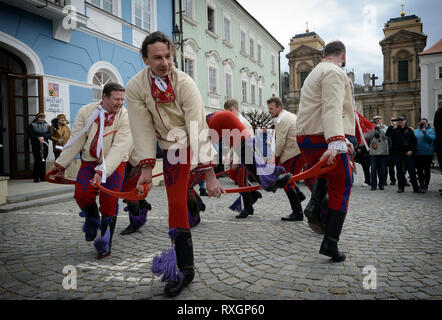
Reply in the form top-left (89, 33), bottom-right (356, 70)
top-left (366, 124), bottom-right (389, 156)
top-left (28, 120), bottom-right (51, 151)
top-left (386, 125), bottom-right (417, 154)
top-left (414, 126), bottom-right (436, 155)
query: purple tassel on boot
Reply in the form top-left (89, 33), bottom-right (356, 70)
top-left (229, 195), bottom-right (243, 213)
top-left (94, 228), bottom-right (110, 254)
top-left (188, 211), bottom-right (200, 228)
top-left (257, 165), bottom-right (286, 190)
top-left (129, 213), bottom-right (147, 230)
top-left (151, 228), bottom-right (182, 282)
top-left (79, 211), bottom-right (100, 237)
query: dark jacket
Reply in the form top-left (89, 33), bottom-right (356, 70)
top-left (386, 125), bottom-right (417, 154)
top-left (434, 106), bottom-right (442, 140)
top-left (28, 120), bottom-right (51, 150)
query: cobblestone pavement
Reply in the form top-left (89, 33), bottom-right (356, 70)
top-left (1, 165), bottom-right (441, 300)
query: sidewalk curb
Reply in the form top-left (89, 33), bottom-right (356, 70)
top-left (0, 192), bottom-right (74, 213)
top-left (6, 186), bottom-right (74, 204)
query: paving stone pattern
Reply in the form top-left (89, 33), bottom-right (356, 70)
top-left (1, 167), bottom-right (441, 300)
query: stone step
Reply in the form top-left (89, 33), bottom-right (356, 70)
top-left (6, 185), bottom-right (74, 204)
top-left (0, 192), bottom-right (74, 213)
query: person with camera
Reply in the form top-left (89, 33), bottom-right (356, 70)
top-left (386, 115), bottom-right (423, 193)
top-left (413, 118), bottom-right (436, 192)
top-left (366, 116), bottom-right (389, 190)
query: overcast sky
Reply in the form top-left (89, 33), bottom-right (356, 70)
top-left (236, 0), bottom-right (441, 86)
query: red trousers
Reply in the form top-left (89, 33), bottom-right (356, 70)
top-left (74, 161), bottom-right (126, 217)
top-left (297, 135), bottom-right (353, 213)
top-left (279, 154), bottom-right (305, 192)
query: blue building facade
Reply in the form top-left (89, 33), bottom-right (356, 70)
top-left (0, 0), bottom-right (172, 178)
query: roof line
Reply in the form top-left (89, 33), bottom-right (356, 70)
top-left (232, 0), bottom-right (284, 51)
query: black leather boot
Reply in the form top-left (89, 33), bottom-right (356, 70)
top-left (236, 192), bottom-right (254, 218)
top-left (319, 209), bottom-right (347, 262)
top-left (121, 201), bottom-right (140, 235)
top-left (281, 188), bottom-right (303, 221)
top-left (97, 216), bottom-right (117, 259)
top-left (294, 184), bottom-right (306, 202)
top-left (251, 190), bottom-right (262, 205)
top-left (82, 202), bottom-right (100, 241)
top-left (237, 139), bottom-right (292, 192)
top-left (164, 229), bottom-right (195, 297)
top-left (304, 178), bottom-right (328, 234)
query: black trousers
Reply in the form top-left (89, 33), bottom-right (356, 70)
top-left (414, 155), bottom-right (434, 187)
top-left (386, 152), bottom-right (396, 184)
top-left (32, 145), bottom-right (48, 181)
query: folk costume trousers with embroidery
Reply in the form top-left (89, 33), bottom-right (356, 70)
top-left (297, 135), bottom-right (353, 213)
top-left (74, 161), bottom-right (126, 217)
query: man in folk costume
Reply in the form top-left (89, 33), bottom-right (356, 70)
top-left (50, 82), bottom-right (132, 259)
top-left (127, 32), bottom-right (291, 297)
top-left (296, 41), bottom-right (355, 262)
top-left (267, 96), bottom-right (306, 222)
top-left (224, 98), bottom-right (262, 219)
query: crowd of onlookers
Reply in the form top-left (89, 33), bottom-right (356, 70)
top-left (355, 106), bottom-right (442, 194)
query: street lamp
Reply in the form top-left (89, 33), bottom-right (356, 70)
top-left (172, 24), bottom-right (182, 49)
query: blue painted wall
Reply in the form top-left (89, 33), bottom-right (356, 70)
top-left (157, 0), bottom-right (173, 38)
top-left (0, 1), bottom-right (172, 123)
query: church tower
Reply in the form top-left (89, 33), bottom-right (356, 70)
top-left (380, 8), bottom-right (427, 91)
top-left (285, 24), bottom-right (324, 113)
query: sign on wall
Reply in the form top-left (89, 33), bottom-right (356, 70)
top-left (44, 82), bottom-right (64, 113)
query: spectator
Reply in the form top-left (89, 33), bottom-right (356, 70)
top-left (414, 118), bottom-right (436, 192)
top-left (434, 106), bottom-right (442, 173)
top-left (354, 143), bottom-right (370, 187)
top-left (28, 112), bottom-right (51, 183)
top-left (366, 116), bottom-right (389, 190)
top-left (50, 114), bottom-right (71, 160)
top-left (386, 115), bottom-right (423, 193)
top-left (385, 117), bottom-right (397, 185)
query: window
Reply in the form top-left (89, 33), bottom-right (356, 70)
top-left (257, 44), bottom-right (262, 63)
top-left (89, 0), bottom-right (112, 13)
top-left (438, 94), bottom-right (442, 108)
top-left (209, 67), bottom-right (217, 94)
top-left (300, 71), bottom-right (308, 88)
top-left (398, 60), bottom-right (408, 82)
top-left (439, 66), bottom-right (442, 79)
top-left (259, 87), bottom-right (263, 106)
top-left (92, 69), bottom-right (113, 101)
top-left (225, 73), bottom-right (232, 98)
top-left (224, 17), bottom-right (230, 42)
top-left (240, 30), bottom-right (246, 53)
top-left (182, 0), bottom-right (193, 19)
top-left (271, 55), bottom-right (275, 73)
top-left (242, 81), bottom-right (247, 102)
top-left (134, 0), bottom-right (153, 32)
top-left (251, 84), bottom-right (256, 105)
top-left (184, 58), bottom-right (194, 79)
top-left (207, 6), bottom-right (215, 33)
top-left (250, 38), bottom-right (254, 58)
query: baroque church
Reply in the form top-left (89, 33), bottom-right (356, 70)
top-left (285, 9), bottom-right (427, 127)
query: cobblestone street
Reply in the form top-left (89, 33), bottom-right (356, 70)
top-left (1, 166), bottom-right (441, 300)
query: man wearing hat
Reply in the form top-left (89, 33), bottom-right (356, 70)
top-left (28, 112), bottom-right (52, 182)
top-left (50, 114), bottom-right (71, 159)
top-left (386, 115), bottom-right (423, 193)
top-left (365, 116), bottom-right (389, 190)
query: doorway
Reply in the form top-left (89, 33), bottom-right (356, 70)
top-left (0, 47), bottom-right (43, 179)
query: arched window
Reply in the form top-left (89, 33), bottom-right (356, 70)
top-left (87, 61), bottom-right (123, 101)
top-left (92, 69), bottom-right (113, 100)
